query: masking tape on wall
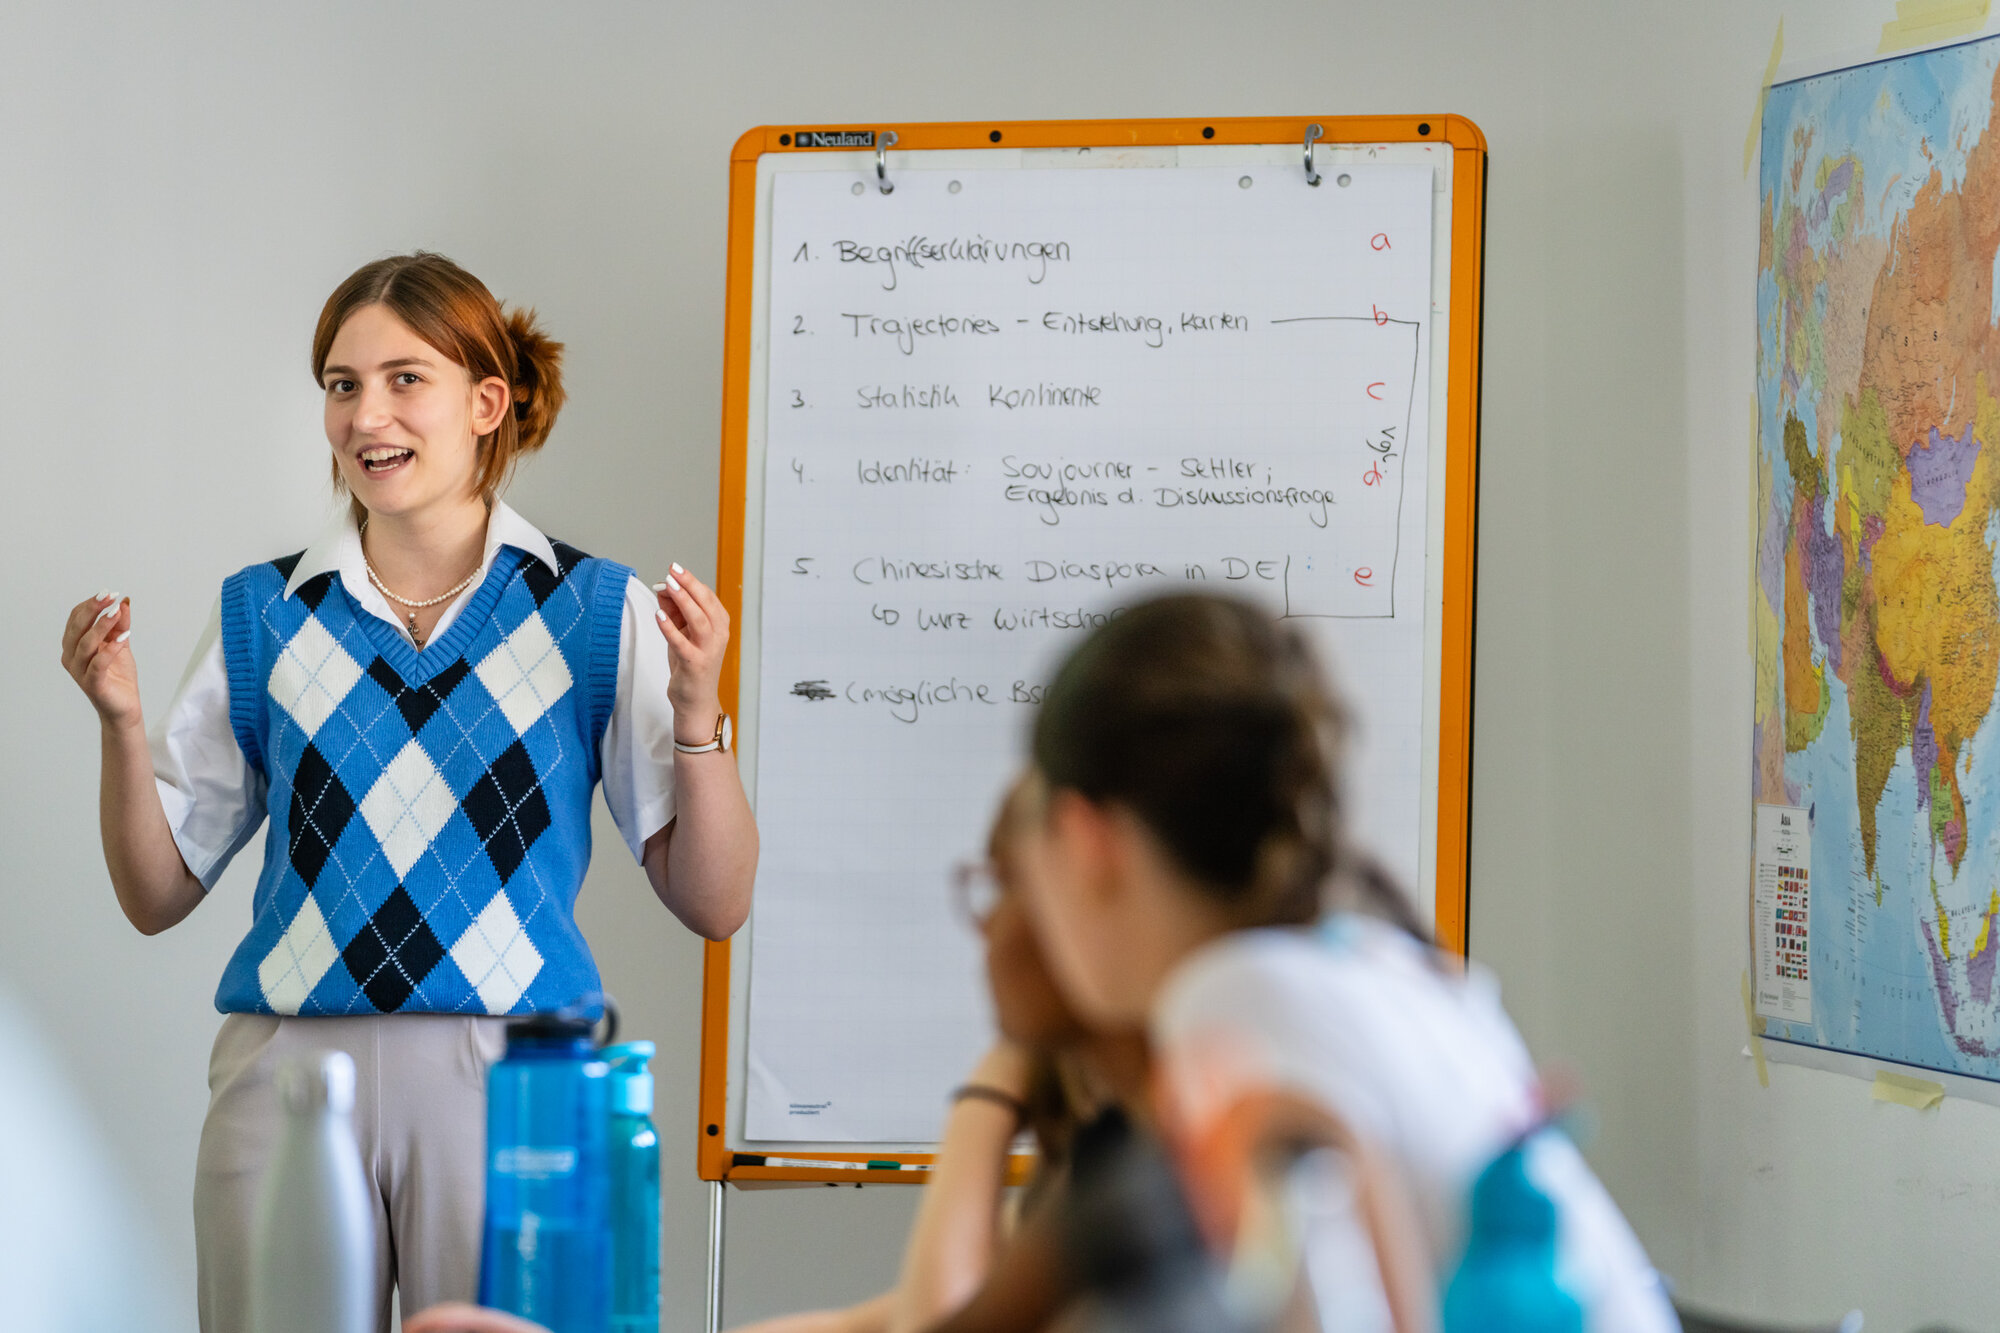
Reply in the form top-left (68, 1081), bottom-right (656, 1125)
top-left (1871, 1070), bottom-right (1946, 1109)
top-left (1740, 971), bottom-right (1770, 1088)
top-left (1879, 0), bottom-right (1991, 54)
top-left (1744, 19), bottom-right (1785, 178)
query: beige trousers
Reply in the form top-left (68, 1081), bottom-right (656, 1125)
top-left (194, 1013), bottom-right (511, 1333)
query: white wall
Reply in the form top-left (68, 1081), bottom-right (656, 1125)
top-left (3, 1), bottom-right (1992, 1329)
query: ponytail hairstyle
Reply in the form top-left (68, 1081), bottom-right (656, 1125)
top-left (1031, 593), bottom-right (1426, 938)
top-left (312, 252), bottom-right (566, 520)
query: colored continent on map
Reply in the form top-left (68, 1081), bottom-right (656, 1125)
top-left (1757, 39), bottom-right (2000, 1073)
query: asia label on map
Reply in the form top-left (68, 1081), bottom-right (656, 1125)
top-left (1756, 34), bottom-right (2000, 1077)
top-left (1754, 804), bottom-right (1813, 1024)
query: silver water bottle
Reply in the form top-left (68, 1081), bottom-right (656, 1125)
top-left (249, 1051), bottom-right (375, 1333)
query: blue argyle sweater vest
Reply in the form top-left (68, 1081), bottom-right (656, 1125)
top-left (212, 539), bottom-right (631, 1016)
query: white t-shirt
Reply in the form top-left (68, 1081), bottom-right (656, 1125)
top-left (148, 500), bottom-right (680, 888)
top-left (1151, 917), bottom-right (1677, 1333)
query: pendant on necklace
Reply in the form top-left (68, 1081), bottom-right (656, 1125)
top-left (409, 612), bottom-right (425, 651)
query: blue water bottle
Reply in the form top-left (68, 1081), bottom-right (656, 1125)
top-left (604, 1041), bottom-right (660, 1333)
top-left (479, 1008), bottom-right (615, 1333)
top-left (1442, 1133), bottom-right (1585, 1333)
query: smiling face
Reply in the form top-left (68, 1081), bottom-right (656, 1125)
top-left (321, 303), bottom-right (508, 521)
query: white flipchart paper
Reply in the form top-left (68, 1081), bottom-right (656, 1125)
top-left (746, 164), bottom-right (1436, 1141)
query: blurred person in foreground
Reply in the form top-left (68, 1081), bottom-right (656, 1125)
top-left (1010, 593), bottom-right (1678, 1333)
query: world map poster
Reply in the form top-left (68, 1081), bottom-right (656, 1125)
top-left (1756, 34), bottom-right (2000, 1078)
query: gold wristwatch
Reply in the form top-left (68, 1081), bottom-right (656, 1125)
top-left (674, 711), bottom-right (733, 755)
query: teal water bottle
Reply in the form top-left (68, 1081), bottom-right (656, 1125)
top-left (604, 1041), bottom-right (660, 1333)
top-left (1442, 1134), bottom-right (1585, 1333)
top-left (479, 1010), bottom-right (614, 1333)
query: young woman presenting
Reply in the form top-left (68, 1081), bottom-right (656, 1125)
top-left (60, 252), bottom-right (757, 1331)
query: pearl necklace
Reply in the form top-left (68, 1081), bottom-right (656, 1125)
top-left (359, 521), bottom-right (481, 651)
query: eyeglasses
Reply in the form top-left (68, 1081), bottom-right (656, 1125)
top-left (952, 860), bottom-right (1006, 928)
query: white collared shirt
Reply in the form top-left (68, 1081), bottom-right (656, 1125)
top-left (149, 500), bottom-right (679, 888)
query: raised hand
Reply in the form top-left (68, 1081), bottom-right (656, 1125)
top-left (652, 562), bottom-right (731, 743)
top-left (61, 592), bottom-right (138, 729)
top-left (639, 560), bottom-right (756, 939)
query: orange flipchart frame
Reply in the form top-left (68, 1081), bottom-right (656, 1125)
top-left (698, 115), bottom-right (1487, 1184)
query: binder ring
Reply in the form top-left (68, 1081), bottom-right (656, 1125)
top-left (1303, 123), bottom-right (1323, 187)
top-left (877, 130), bottom-right (898, 194)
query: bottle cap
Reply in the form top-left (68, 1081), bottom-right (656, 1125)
top-left (277, 1050), bottom-right (356, 1115)
top-left (603, 1040), bottom-right (656, 1117)
top-left (505, 1012), bottom-right (599, 1043)
top-left (505, 995), bottom-right (619, 1049)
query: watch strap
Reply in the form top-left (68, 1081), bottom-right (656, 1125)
top-left (674, 711), bottom-right (730, 754)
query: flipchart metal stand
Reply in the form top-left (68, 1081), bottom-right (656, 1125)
top-left (706, 1180), bottom-right (726, 1332)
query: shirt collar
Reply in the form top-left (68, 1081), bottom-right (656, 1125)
top-left (282, 499), bottom-right (560, 601)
